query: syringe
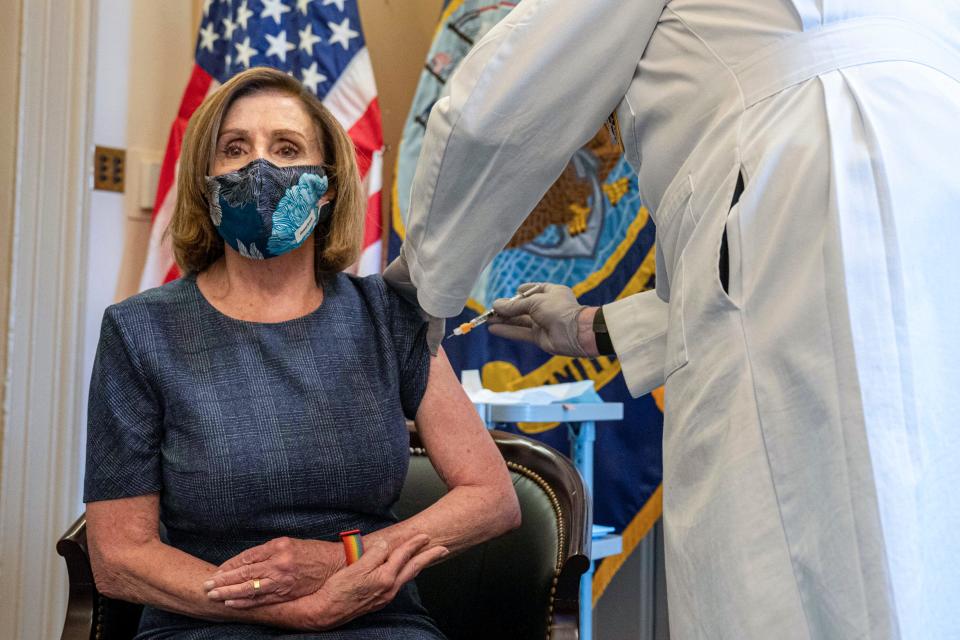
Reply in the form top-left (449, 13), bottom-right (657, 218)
top-left (447, 285), bottom-right (540, 339)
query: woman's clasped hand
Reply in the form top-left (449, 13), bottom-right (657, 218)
top-left (204, 535), bottom-right (448, 630)
top-left (203, 536), bottom-right (344, 608)
top-left (306, 537), bottom-right (449, 630)
top-left (203, 534), bottom-right (448, 616)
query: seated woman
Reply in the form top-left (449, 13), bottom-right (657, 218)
top-left (83, 66), bottom-right (520, 639)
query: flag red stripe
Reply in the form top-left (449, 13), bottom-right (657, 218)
top-left (162, 262), bottom-right (180, 286)
top-left (348, 99), bottom-right (384, 263)
top-left (179, 64), bottom-right (216, 118)
top-left (364, 190), bottom-right (382, 248)
top-left (347, 98), bottom-right (382, 179)
top-left (152, 65), bottom-right (214, 219)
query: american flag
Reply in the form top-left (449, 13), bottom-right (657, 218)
top-left (139, 0), bottom-right (384, 289)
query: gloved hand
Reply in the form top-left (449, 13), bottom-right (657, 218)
top-left (382, 253), bottom-right (445, 355)
top-left (488, 283), bottom-right (598, 357)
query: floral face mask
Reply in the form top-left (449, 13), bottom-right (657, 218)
top-left (205, 158), bottom-right (332, 259)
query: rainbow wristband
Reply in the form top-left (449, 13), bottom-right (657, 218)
top-left (339, 529), bottom-right (364, 565)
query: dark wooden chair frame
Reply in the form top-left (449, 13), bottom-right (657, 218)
top-left (57, 430), bottom-right (590, 640)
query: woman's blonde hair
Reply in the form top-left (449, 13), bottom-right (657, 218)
top-left (168, 66), bottom-right (364, 277)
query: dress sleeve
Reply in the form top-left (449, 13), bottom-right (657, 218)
top-left (603, 290), bottom-right (669, 397)
top-left (403, 0), bottom-right (665, 317)
top-left (83, 305), bottom-right (164, 502)
top-left (383, 284), bottom-right (431, 420)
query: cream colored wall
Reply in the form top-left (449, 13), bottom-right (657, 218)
top-left (0, 0), bottom-right (23, 468)
top-left (357, 0), bottom-right (444, 256)
top-left (112, 0), bottom-right (442, 301)
top-left (113, 2), bottom-right (201, 302)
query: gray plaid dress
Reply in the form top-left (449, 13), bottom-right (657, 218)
top-left (84, 273), bottom-right (445, 639)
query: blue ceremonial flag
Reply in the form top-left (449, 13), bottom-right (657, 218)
top-left (388, 0), bottom-right (664, 604)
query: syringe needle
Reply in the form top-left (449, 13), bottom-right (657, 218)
top-left (444, 284), bottom-right (542, 339)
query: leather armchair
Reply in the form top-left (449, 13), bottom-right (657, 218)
top-left (57, 430), bottom-right (590, 639)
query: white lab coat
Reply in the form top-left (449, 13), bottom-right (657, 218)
top-left (399, 1), bottom-right (960, 637)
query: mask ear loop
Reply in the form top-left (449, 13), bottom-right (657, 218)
top-left (316, 198), bottom-right (334, 224)
top-left (314, 166), bottom-right (336, 232)
top-left (312, 168), bottom-right (336, 272)
top-left (311, 200), bottom-right (337, 288)
top-left (313, 196), bottom-right (335, 245)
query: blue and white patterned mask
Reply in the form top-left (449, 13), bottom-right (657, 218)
top-left (205, 158), bottom-right (332, 260)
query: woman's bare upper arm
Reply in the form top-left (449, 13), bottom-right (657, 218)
top-left (86, 493), bottom-right (162, 557)
top-left (413, 349), bottom-right (507, 490)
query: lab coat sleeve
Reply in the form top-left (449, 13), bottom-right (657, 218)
top-left (603, 290), bottom-right (669, 397)
top-left (403, 0), bottom-right (665, 318)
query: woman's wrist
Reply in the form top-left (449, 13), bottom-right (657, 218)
top-left (248, 595), bottom-right (327, 631)
top-left (304, 539), bottom-right (346, 584)
top-left (325, 539), bottom-right (348, 574)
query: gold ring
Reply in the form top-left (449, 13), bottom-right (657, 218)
top-left (252, 578), bottom-right (261, 596)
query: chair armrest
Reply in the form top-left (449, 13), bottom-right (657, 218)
top-left (56, 515), bottom-right (95, 640)
top-left (57, 513), bottom-right (144, 640)
top-left (550, 552), bottom-right (589, 640)
top-left (550, 614), bottom-right (581, 640)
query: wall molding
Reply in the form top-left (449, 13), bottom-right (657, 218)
top-left (0, 0), bottom-right (23, 463)
top-left (0, 0), bottom-right (95, 637)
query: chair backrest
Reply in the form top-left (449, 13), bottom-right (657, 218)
top-left (397, 430), bottom-right (590, 640)
top-left (57, 430), bottom-right (589, 640)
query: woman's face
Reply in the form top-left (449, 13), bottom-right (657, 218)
top-left (212, 90), bottom-right (324, 176)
